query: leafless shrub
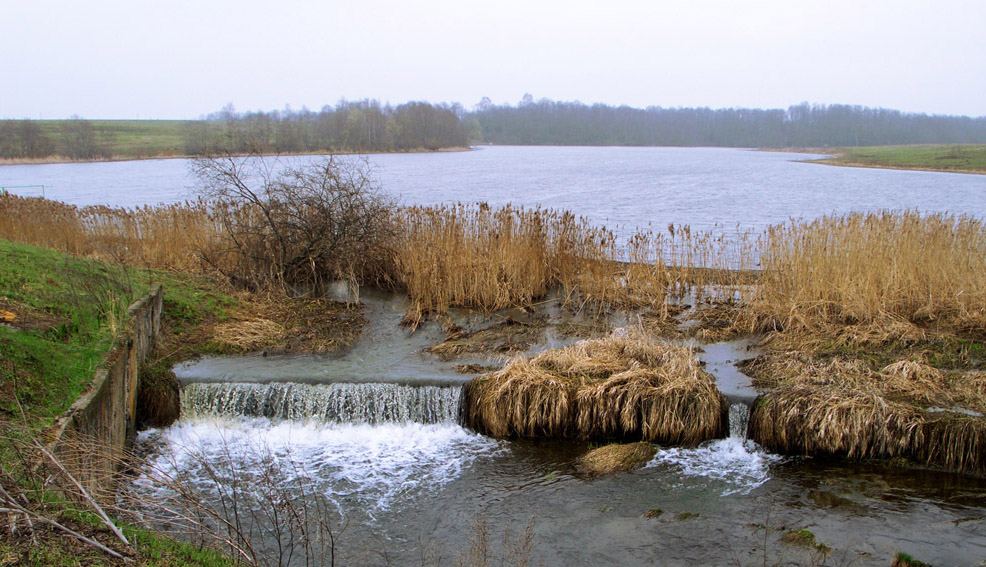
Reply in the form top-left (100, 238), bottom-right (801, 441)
top-left (454, 516), bottom-right (536, 567)
top-left (191, 153), bottom-right (398, 294)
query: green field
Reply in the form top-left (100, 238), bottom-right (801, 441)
top-left (815, 144), bottom-right (986, 174)
top-left (33, 119), bottom-right (191, 158)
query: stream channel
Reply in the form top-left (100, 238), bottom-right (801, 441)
top-left (123, 288), bottom-right (986, 567)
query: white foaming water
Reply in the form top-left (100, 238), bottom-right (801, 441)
top-left (647, 403), bottom-right (780, 496)
top-left (649, 437), bottom-right (780, 496)
top-left (181, 382), bottom-right (464, 424)
top-left (131, 416), bottom-right (501, 519)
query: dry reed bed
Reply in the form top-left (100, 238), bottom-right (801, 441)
top-left (747, 352), bottom-right (986, 474)
top-left (751, 211), bottom-right (986, 334)
top-left (0, 195), bottom-right (752, 324)
top-left (464, 331), bottom-right (726, 444)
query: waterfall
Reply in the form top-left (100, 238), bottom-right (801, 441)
top-left (182, 382), bottom-right (464, 425)
top-left (727, 401), bottom-right (751, 439)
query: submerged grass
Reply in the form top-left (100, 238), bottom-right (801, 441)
top-left (576, 441), bottom-right (656, 476)
top-left (465, 330), bottom-right (726, 444)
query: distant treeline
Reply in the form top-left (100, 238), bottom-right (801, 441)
top-left (473, 98), bottom-right (986, 147)
top-left (0, 118), bottom-right (112, 160)
top-left (0, 101), bottom-right (471, 160)
top-left (4, 98), bottom-right (986, 161)
top-left (181, 100), bottom-right (471, 155)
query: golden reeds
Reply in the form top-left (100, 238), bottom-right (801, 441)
top-left (0, 195), bottom-right (222, 273)
top-left (2, 195), bottom-right (751, 324)
top-left (464, 331), bottom-right (726, 444)
top-left (751, 211), bottom-right (986, 335)
top-left (391, 203), bottom-right (755, 327)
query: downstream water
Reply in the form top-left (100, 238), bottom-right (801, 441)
top-left (122, 294), bottom-right (986, 567)
top-left (3, 146), bottom-right (985, 234)
top-left (128, 385), bottom-right (986, 567)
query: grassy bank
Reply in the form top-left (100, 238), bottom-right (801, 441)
top-left (0, 239), bottom-right (247, 565)
top-left (809, 144), bottom-right (986, 174)
top-left (0, 238), bottom-right (244, 426)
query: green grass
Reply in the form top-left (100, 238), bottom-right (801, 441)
top-left (0, 239), bottom-right (240, 565)
top-left (0, 240), bottom-right (144, 424)
top-left (0, 506), bottom-right (238, 566)
top-left (0, 239), bottom-right (235, 426)
top-left (34, 119), bottom-right (191, 158)
top-left (817, 144), bottom-right (986, 174)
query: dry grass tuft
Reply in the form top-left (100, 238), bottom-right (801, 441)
top-left (465, 330), bottom-right (725, 444)
top-left (747, 350), bottom-right (986, 474)
top-left (212, 318), bottom-right (287, 352)
top-left (576, 441), bottom-right (656, 476)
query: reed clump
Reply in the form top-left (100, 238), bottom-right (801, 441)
top-left (0, 194), bottom-right (220, 272)
top-left (465, 330), bottom-right (726, 444)
top-left (391, 203), bottom-right (756, 328)
top-left (2, 194), bottom-right (751, 327)
top-left (751, 211), bottom-right (986, 336)
top-left (747, 351), bottom-right (986, 474)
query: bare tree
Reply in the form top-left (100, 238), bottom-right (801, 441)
top-left (192, 153), bottom-right (397, 293)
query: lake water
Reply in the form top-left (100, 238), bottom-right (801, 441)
top-left (2, 146), bottom-right (984, 234)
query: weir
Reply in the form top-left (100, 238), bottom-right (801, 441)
top-left (726, 401), bottom-right (751, 439)
top-left (182, 381), bottom-right (465, 424)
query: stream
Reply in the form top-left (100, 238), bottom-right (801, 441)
top-left (123, 291), bottom-right (986, 567)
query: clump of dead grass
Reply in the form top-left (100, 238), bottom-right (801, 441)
top-left (747, 350), bottom-right (986, 474)
top-left (465, 330), bottom-right (725, 444)
top-left (212, 318), bottom-right (287, 352)
top-left (575, 441), bottom-right (656, 476)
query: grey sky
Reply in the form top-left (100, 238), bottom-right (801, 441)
top-left (3, 0), bottom-right (985, 119)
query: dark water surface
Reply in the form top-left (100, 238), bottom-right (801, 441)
top-left (3, 146), bottom-right (985, 233)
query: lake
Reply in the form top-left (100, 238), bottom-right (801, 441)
top-left (2, 146), bottom-right (984, 235)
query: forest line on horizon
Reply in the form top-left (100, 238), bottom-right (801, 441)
top-left (3, 97), bottom-right (986, 160)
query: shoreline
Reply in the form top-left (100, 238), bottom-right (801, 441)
top-left (0, 145), bottom-right (474, 167)
top-left (759, 145), bottom-right (986, 176)
top-left (806, 157), bottom-right (986, 176)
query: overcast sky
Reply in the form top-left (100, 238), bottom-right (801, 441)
top-left (3, 0), bottom-right (985, 119)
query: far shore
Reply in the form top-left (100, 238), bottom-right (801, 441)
top-left (0, 146), bottom-right (474, 167)
top-left (760, 144), bottom-right (986, 175)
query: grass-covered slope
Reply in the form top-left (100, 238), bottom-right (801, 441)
top-left (813, 144), bottom-right (986, 174)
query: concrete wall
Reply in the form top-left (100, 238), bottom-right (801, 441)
top-left (44, 285), bottom-right (163, 501)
